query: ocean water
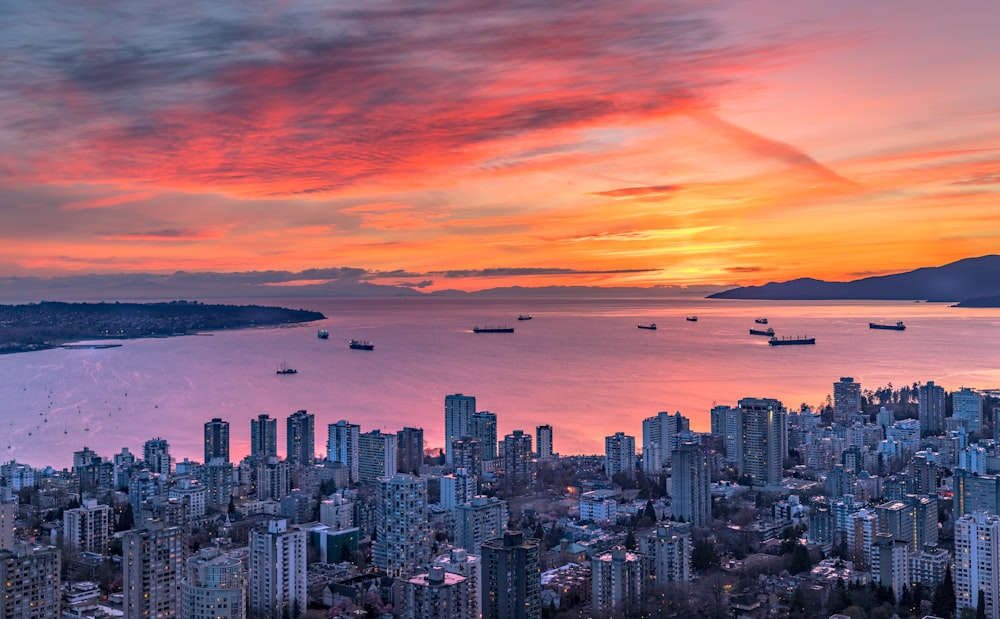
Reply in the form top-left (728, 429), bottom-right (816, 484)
top-left (2, 296), bottom-right (1000, 469)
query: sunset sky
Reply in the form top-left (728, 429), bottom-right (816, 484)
top-left (2, 1), bottom-right (999, 292)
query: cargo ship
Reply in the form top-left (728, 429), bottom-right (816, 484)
top-left (637, 323), bottom-right (657, 330)
top-left (869, 321), bottom-right (905, 331)
top-left (768, 335), bottom-right (815, 346)
top-left (686, 316), bottom-right (698, 322)
top-left (349, 339), bottom-right (374, 350)
top-left (755, 317), bottom-right (768, 324)
top-left (517, 314), bottom-right (532, 321)
top-left (473, 326), bottom-right (514, 333)
top-left (749, 327), bottom-right (775, 336)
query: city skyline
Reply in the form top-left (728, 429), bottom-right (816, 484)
top-left (5, 339), bottom-right (1000, 617)
top-left (2, 2), bottom-right (999, 292)
top-left (5, 18), bottom-right (1000, 618)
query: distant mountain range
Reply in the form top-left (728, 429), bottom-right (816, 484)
top-left (0, 269), bottom-right (720, 304)
top-left (708, 255), bottom-right (1000, 305)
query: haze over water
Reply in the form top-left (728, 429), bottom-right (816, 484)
top-left (3, 296), bottom-right (1000, 469)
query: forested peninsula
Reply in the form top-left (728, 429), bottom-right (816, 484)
top-left (0, 301), bottom-right (324, 354)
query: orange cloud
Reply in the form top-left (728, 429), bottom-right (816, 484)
top-left (1, 1), bottom-right (999, 289)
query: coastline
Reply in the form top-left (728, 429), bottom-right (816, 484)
top-left (0, 301), bottom-right (324, 355)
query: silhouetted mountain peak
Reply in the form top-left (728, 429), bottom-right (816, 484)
top-left (708, 255), bottom-right (1000, 302)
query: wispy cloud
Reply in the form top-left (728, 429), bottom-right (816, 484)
top-left (591, 185), bottom-right (682, 200)
top-left (563, 227), bottom-right (721, 243)
top-left (2, 1), bottom-right (999, 288)
top-left (952, 172), bottom-right (1000, 186)
top-left (0, 1), bottom-right (736, 196)
top-left (63, 191), bottom-right (161, 210)
top-left (691, 111), bottom-right (855, 185)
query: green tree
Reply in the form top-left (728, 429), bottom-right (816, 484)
top-left (612, 471), bottom-right (637, 489)
top-left (912, 584), bottom-right (926, 615)
top-left (691, 539), bottom-right (719, 571)
top-left (545, 525), bottom-right (565, 550)
top-left (533, 523), bottom-right (546, 540)
top-left (789, 544), bottom-right (813, 574)
top-left (841, 605), bottom-right (867, 619)
top-left (933, 566), bottom-right (957, 619)
top-left (829, 578), bottom-right (850, 614)
top-left (832, 537), bottom-right (848, 560)
top-left (789, 587), bottom-right (806, 618)
top-left (874, 583), bottom-right (895, 605)
top-left (900, 586), bottom-right (913, 615)
top-left (624, 529), bottom-right (637, 551)
top-left (780, 526), bottom-right (800, 553)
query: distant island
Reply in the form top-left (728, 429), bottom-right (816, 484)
top-left (0, 301), bottom-right (325, 354)
top-left (708, 254), bottom-right (1000, 305)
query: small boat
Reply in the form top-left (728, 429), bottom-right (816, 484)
top-left (349, 339), bottom-right (374, 351)
top-left (755, 317), bottom-right (768, 324)
top-left (686, 316), bottom-right (698, 322)
top-left (750, 327), bottom-right (775, 336)
top-left (869, 321), bottom-right (905, 331)
top-left (517, 314), bottom-right (533, 321)
top-left (637, 323), bottom-right (657, 330)
top-left (317, 329), bottom-right (329, 339)
top-left (276, 362), bottom-right (298, 375)
top-left (769, 335), bottom-right (815, 346)
top-left (473, 326), bottom-right (515, 333)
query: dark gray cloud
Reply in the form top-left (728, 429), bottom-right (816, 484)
top-left (432, 267), bottom-right (657, 278)
top-left (395, 280), bottom-right (434, 289)
top-left (0, 264), bottom-right (675, 302)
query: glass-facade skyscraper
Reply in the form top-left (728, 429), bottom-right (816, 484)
top-left (204, 418), bottom-right (230, 464)
top-left (250, 414), bottom-right (278, 460)
top-left (286, 410), bottom-right (314, 466)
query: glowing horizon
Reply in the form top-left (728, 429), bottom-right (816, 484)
top-left (2, 1), bottom-right (999, 292)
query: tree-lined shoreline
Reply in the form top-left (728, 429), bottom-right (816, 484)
top-left (0, 301), bottom-right (324, 354)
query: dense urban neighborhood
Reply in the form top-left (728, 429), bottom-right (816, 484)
top-left (2, 381), bottom-right (998, 618)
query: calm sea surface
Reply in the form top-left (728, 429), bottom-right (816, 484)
top-left (2, 296), bottom-right (1000, 469)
